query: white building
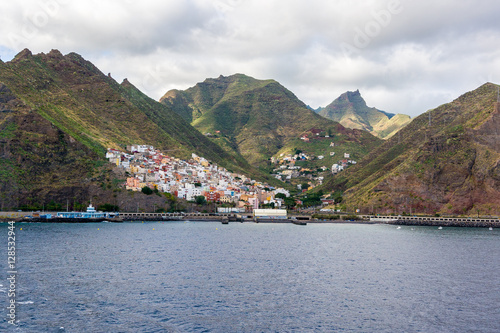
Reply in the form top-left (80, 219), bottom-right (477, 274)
top-left (128, 144), bottom-right (154, 153)
top-left (332, 164), bottom-right (344, 173)
top-left (253, 209), bottom-right (287, 219)
top-left (274, 188), bottom-right (290, 197)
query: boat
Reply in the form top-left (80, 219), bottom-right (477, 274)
top-left (292, 221), bottom-right (307, 225)
top-left (42, 204), bottom-right (123, 222)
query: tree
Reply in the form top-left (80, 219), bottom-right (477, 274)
top-left (275, 193), bottom-right (287, 199)
top-left (163, 192), bottom-right (176, 201)
top-left (98, 203), bottom-right (119, 212)
top-left (284, 197), bottom-right (296, 209)
top-left (46, 200), bottom-right (62, 211)
top-left (195, 195), bottom-right (207, 205)
top-left (333, 191), bottom-right (343, 204)
top-left (141, 186), bottom-right (153, 195)
top-left (302, 193), bottom-right (322, 207)
top-left (261, 202), bottom-right (275, 209)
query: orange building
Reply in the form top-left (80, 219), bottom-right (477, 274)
top-left (204, 192), bottom-right (221, 202)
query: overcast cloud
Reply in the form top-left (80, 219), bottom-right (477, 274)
top-left (1, 0), bottom-right (499, 117)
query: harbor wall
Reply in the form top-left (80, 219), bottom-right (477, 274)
top-left (389, 218), bottom-right (500, 228)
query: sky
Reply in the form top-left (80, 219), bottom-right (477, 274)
top-left (1, 0), bottom-right (499, 117)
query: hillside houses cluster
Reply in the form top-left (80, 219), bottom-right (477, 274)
top-left (271, 152), bottom-right (313, 180)
top-left (299, 128), bottom-right (332, 142)
top-left (331, 154), bottom-right (357, 174)
top-left (106, 145), bottom-right (290, 210)
top-left (270, 147), bottom-right (357, 181)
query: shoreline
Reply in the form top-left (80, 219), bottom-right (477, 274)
top-left (388, 219), bottom-right (500, 228)
top-left (2, 217), bottom-right (498, 228)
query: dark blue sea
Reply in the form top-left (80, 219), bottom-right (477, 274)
top-left (1, 221), bottom-right (499, 332)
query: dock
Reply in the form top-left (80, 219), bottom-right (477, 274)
top-left (3, 211), bottom-right (498, 227)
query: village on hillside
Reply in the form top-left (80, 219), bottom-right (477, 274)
top-left (270, 149), bottom-right (357, 181)
top-left (269, 129), bottom-right (358, 187)
top-left (106, 145), bottom-right (291, 212)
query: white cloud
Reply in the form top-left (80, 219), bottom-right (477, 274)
top-left (1, 0), bottom-right (499, 117)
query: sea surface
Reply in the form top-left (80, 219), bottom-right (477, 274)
top-left (1, 221), bottom-right (499, 332)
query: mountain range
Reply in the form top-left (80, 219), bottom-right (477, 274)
top-left (1, 48), bottom-right (499, 215)
top-left (160, 74), bottom-right (381, 166)
top-left (316, 90), bottom-right (411, 139)
top-left (322, 83), bottom-right (500, 215)
top-left (0, 50), bottom-right (276, 209)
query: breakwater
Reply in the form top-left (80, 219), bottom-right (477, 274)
top-left (4, 217), bottom-right (123, 223)
top-left (3, 212), bottom-right (499, 227)
top-left (370, 216), bottom-right (500, 228)
top-left (119, 212), bottom-right (240, 222)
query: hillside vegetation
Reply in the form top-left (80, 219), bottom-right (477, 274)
top-left (0, 50), bottom-right (278, 209)
top-left (322, 83), bottom-right (500, 215)
top-left (161, 74), bottom-right (382, 167)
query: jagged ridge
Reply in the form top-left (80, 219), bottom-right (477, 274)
top-left (318, 90), bottom-right (411, 139)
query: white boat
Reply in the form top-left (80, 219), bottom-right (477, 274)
top-left (57, 204), bottom-right (119, 219)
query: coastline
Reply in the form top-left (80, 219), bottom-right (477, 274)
top-left (388, 218), bottom-right (500, 228)
top-left (2, 215), bottom-right (499, 228)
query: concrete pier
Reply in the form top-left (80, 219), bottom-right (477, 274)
top-left (3, 211), bottom-right (499, 227)
top-left (370, 215), bottom-right (500, 228)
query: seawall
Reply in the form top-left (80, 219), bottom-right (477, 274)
top-left (389, 219), bottom-right (500, 228)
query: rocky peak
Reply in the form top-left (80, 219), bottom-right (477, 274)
top-left (11, 48), bottom-right (33, 63)
top-left (65, 52), bottom-right (90, 67)
top-left (160, 89), bottom-right (181, 102)
top-left (47, 49), bottom-right (64, 59)
top-left (121, 78), bottom-right (134, 88)
top-left (338, 89), bottom-right (365, 105)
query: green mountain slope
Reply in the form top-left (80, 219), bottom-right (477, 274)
top-left (0, 81), bottom-right (101, 209)
top-left (1, 49), bottom-right (225, 156)
top-left (0, 50), bottom-right (278, 208)
top-left (323, 83), bottom-right (500, 215)
top-left (119, 78), bottom-right (267, 177)
top-left (318, 90), bottom-right (411, 139)
top-left (161, 74), bottom-right (382, 166)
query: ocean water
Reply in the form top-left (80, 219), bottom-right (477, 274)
top-left (1, 221), bottom-right (499, 332)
